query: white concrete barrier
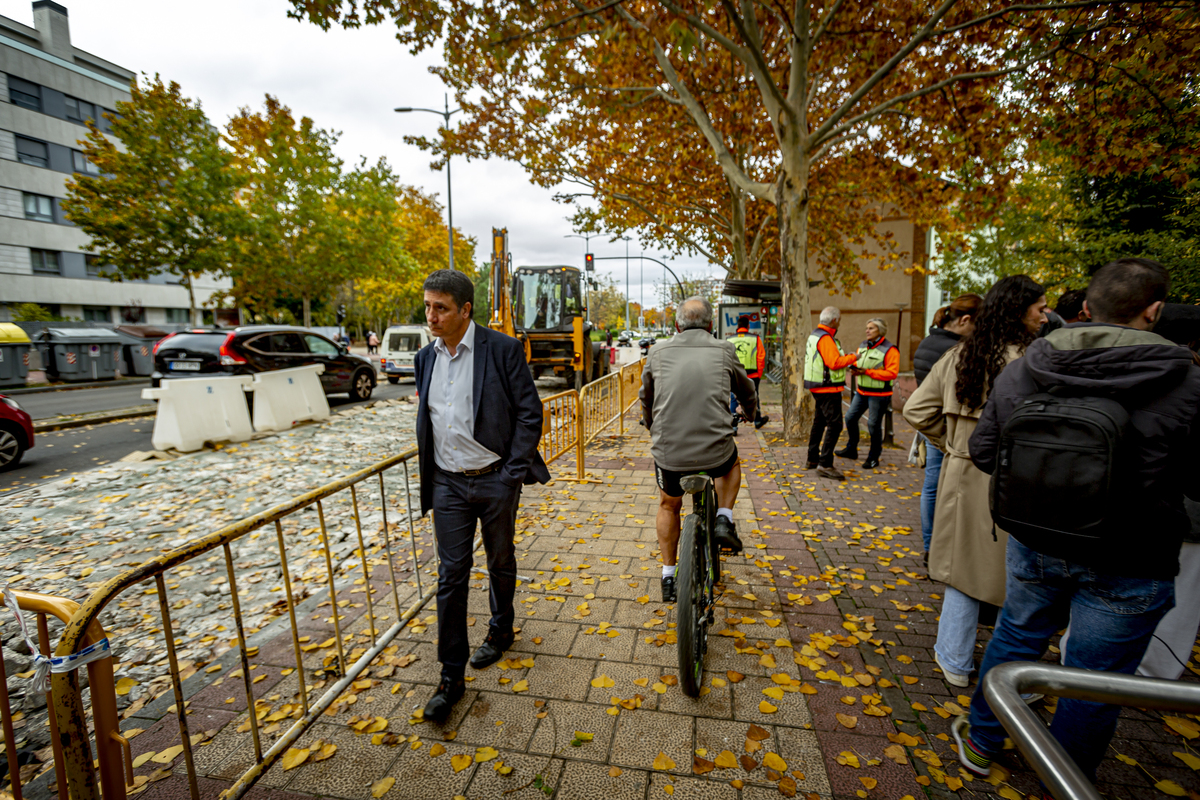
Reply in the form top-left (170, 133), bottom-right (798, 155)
top-left (142, 375), bottom-right (255, 452)
top-left (250, 364), bottom-right (331, 432)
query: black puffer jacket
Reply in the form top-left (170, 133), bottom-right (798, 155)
top-left (912, 327), bottom-right (962, 385)
top-left (970, 323), bottom-right (1200, 578)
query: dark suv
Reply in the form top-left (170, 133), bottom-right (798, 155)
top-left (151, 326), bottom-right (377, 401)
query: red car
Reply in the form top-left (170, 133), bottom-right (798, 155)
top-left (0, 395), bottom-right (34, 470)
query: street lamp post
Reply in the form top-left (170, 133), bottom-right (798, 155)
top-left (620, 236), bottom-right (632, 331)
top-left (395, 94), bottom-right (460, 271)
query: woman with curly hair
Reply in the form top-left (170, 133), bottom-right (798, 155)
top-left (903, 276), bottom-right (1048, 688)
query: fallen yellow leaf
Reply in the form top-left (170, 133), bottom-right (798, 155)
top-left (758, 701), bottom-right (778, 714)
top-left (860, 776), bottom-right (878, 790)
top-left (591, 674), bottom-right (615, 688)
top-left (511, 680), bottom-right (529, 693)
top-left (1155, 780), bottom-right (1187, 797)
top-left (475, 746), bottom-right (499, 762)
top-left (429, 743), bottom-right (446, 757)
top-left (115, 677), bottom-right (138, 696)
top-left (1173, 750), bottom-right (1200, 770)
top-left (450, 754), bottom-right (472, 773)
top-left (371, 777), bottom-right (395, 797)
top-left (714, 750), bottom-right (738, 769)
top-left (835, 713), bottom-right (857, 729)
top-left (652, 752), bottom-right (676, 771)
top-left (763, 752), bottom-right (787, 772)
top-left (281, 747), bottom-right (309, 771)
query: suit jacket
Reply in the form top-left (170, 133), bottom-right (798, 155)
top-left (414, 323), bottom-right (550, 516)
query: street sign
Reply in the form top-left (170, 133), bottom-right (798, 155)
top-left (89, 344), bottom-right (100, 357)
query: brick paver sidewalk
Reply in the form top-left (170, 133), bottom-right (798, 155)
top-left (103, 390), bottom-right (1200, 800)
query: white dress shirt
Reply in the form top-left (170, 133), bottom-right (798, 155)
top-left (428, 321), bottom-right (501, 472)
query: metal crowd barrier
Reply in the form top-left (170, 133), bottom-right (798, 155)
top-left (0, 590), bottom-right (123, 800)
top-left (982, 661), bottom-right (1200, 800)
top-left (33, 363), bottom-right (649, 799)
top-left (49, 447), bottom-right (430, 800)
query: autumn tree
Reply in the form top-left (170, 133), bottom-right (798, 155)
top-left (62, 75), bottom-right (244, 322)
top-left (227, 95), bottom-right (355, 327)
top-left (291, 1), bottom-right (1191, 440)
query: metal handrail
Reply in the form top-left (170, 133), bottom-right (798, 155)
top-left (982, 661), bottom-right (1200, 800)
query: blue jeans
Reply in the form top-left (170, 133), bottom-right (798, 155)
top-left (935, 585), bottom-right (980, 675)
top-left (967, 538), bottom-right (1175, 780)
top-left (842, 392), bottom-right (889, 461)
top-left (921, 438), bottom-right (944, 552)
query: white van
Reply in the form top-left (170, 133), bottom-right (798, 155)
top-left (380, 325), bottom-right (432, 383)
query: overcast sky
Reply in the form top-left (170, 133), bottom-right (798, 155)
top-left (0, 0), bottom-right (722, 311)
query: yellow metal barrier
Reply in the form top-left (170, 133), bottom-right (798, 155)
top-left (50, 447), bottom-right (431, 800)
top-left (1, 590), bottom-right (122, 800)
top-left (579, 371), bottom-right (622, 445)
top-left (540, 390), bottom-right (584, 478)
top-left (617, 358), bottom-right (644, 434)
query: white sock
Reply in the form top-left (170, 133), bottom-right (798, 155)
top-left (716, 508), bottom-right (733, 522)
top-left (662, 565), bottom-right (677, 578)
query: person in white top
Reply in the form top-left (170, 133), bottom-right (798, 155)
top-left (413, 269), bottom-right (548, 724)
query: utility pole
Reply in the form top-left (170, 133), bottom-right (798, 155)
top-left (621, 236), bottom-right (632, 331)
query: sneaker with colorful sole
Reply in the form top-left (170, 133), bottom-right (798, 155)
top-left (951, 715), bottom-right (993, 777)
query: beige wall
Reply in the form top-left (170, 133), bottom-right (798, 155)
top-left (808, 215), bottom-right (927, 372)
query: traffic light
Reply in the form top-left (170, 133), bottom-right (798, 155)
top-left (585, 253), bottom-right (594, 271)
top-left (336, 304), bottom-right (346, 324)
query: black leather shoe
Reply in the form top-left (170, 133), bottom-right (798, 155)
top-left (754, 415), bottom-right (769, 430)
top-left (660, 575), bottom-right (676, 603)
top-left (862, 459), bottom-right (880, 469)
top-left (714, 516), bottom-right (743, 553)
top-left (423, 676), bottom-right (465, 724)
top-left (835, 447), bottom-right (858, 460)
top-left (469, 629), bottom-right (514, 670)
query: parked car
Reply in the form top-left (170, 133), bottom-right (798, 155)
top-left (379, 325), bottom-right (431, 384)
top-left (0, 394), bottom-right (33, 470)
top-left (151, 326), bottom-right (377, 401)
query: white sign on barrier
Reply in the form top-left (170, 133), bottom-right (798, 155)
top-left (250, 364), bottom-right (331, 432)
top-left (142, 375), bottom-right (254, 452)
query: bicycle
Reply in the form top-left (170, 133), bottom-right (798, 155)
top-left (675, 465), bottom-right (734, 697)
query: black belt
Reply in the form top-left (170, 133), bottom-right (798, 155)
top-left (454, 461), bottom-right (500, 477)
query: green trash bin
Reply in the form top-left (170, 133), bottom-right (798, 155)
top-left (114, 325), bottom-right (169, 376)
top-left (0, 323), bottom-right (31, 388)
top-left (41, 328), bottom-right (122, 382)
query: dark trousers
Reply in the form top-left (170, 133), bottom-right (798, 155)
top-left (806, 392), bottom-right (843, 467)
top-left (431, 469), bottom-right (521, 679)
top-left (729, 377), bottom-right (763, 420)
top-left (842, 392), bottom-right (889, 461)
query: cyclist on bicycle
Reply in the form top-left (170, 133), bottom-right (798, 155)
top-left (640, 296), bottom-right (758, 603)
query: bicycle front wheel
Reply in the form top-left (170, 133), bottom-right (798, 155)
top-left (676, 513), bottom-right (706, 697)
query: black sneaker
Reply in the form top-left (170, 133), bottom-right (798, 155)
top-left (423, 675), bottom-right (466, 724)
top-left (661, 575), bottom-right (676, 603)
top-left (862, 459), bottom-right (880, 469)
top-left (754, 415), bottom-right (769, 430)
top-left (714, 516), bottom-right (743, 553)
top-left (834, 447), bottom-right (858, 460)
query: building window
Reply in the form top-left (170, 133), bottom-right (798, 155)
top-left (8, 76), bottom-right (41, 112)
top-left (85, 254), bottom-right (104, 277)
top-left (72, 150), bottom-right (100, 175)
top-left (23, 193), bottom-right (54, 222)
top-left (82, 305), bottom-right (110, 323)
top-left (30, 249), bottom-right (59, 275)
top-left (64, 96), bottom-right (95, 124)
top-left (15, 136), bottom-right (48, 168)
top-left (165, 308), bottom-right (190, 324)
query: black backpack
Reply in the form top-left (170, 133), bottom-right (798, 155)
top-left (990, 389), bottom-right (1130, 556)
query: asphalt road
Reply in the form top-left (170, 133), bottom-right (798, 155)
top-left (15, 381), bottom-right (152, 420)
top-left (1, 379), bottom-right (420, 494)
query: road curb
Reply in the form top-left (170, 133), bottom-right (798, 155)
top-left (5, 378), bottom-right (151, 396)
top-left (33, 405), bottom-right (156, 432)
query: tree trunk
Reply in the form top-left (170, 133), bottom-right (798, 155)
top-left (777, 167), bottom-right (814, 445)
top-left (727, 177), bottom-right (752, 279)
top-left (302, 295), bottom-right (311, 328)
top-left (184, 272), bottom-right (198, 326)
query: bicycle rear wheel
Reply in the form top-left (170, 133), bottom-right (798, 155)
top-left (676, 513), bottom-right (706, 697)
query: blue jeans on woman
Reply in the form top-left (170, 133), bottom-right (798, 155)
top-left (966, 538), bottom-right (1175, 780)
top-left (842, 392), bottom-right (889, 461)
top-left (920, 438), bottom-right (944, 552)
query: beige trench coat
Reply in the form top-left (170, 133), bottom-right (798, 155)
top-left (901, 344), bottom-right (1023, 606)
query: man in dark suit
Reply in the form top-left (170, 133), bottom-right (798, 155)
top-left (414, 269), bottom-right (549, 723)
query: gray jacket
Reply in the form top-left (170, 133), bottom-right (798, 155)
top-left (640, 328), bottom-right (756, 472)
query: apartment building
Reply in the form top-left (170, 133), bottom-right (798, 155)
top-left (0, 1), bottom-right (234, 325)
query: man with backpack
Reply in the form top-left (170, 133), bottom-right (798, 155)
top-left (952, 258), bottom-right (1200, 783)
top-left (728, 314), bottom-right (769, 430)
